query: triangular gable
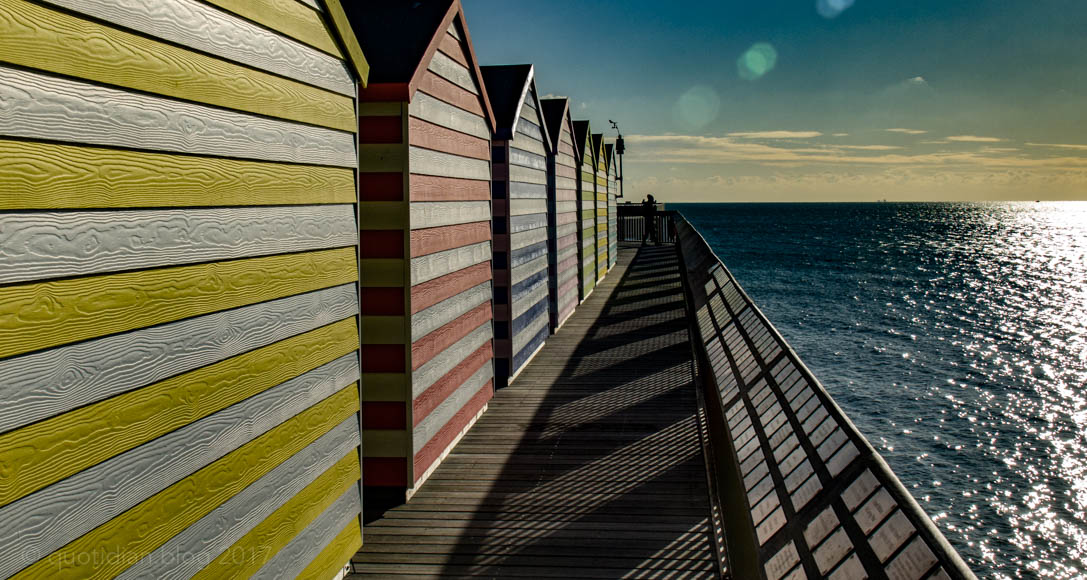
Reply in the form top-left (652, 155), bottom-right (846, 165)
top-left (479, 65), bottom-right (550, 150)
top-left (321, 0), bottom-right (369, 86)
top-left (347, 0), bottom-right (494, 129)
top-left (591, 134), bottom-right (605, 169)
top-left (573, 120), bottom-right (591, 165)
top-left (604, 143), bottom-right (616, 175)
top-left (540, 97), bottom-right (571, 154)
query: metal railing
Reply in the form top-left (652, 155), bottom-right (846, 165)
top-left (616, 204), bottom-right (676, 244)
top-left (672, 213), bottom-right (975, 580)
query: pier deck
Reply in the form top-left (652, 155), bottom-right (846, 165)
top-left (351, 246), bottom-right (723, 578)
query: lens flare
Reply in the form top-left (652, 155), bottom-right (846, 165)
top-left (672, 85), bottom-right (721, 131)
top-left (737, 43), bottom-right (778, 81)
top-left (817, 0), bottom-right (855, 19)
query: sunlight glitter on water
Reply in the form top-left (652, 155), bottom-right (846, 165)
top-left (685, 202), bottom-right (1087, 579)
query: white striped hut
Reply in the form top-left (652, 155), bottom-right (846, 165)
top-left (541, 97), bottom-right (580, 331)
top-left (572, 120), bottom-right (597, 301)
top-left (480, 65), bottom-right (552, 387)
top-left (0, 0), bottom-right (369, 576)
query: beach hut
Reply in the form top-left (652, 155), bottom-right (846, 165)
top-left (0, 0), bottom-right (368, 576)
top-left (606, 143), bottom-right (620, 269)
top-left (346, 0), bottom-right (497, 500)
top-left (593, 133), bottom-right (609, 281)
top-left (542, 98), bottom-right (580, 331)
top-left (573, 121), bottom-right (597, 300)
top-left (480, 65), bottom-right (552, 387)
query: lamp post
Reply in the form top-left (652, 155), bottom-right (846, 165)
top-left (609, 120), bottom-right (624, 199)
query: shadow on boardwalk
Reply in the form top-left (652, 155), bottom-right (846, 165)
top-left (352, 246), bottom-right (721, 578)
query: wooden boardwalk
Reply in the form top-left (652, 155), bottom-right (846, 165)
top-left (351, 246), bottom-right (722, 578)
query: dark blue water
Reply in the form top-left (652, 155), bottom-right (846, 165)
top-left (678, 202), bottom-right (1087, 579)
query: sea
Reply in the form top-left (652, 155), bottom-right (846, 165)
top-left (677, 202), bottom-right (1087, 579)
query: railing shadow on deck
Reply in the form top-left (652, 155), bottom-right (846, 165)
top-left (355, 246), bottom-right (725, 577)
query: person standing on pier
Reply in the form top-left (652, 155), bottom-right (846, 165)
top-left (642, 194), bottom-right (659, 245)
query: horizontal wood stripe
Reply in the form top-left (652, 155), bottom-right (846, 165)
top-left (0, 246), bottom-right (356, 359)
top-left (410, 174), bottom-right (489, 202)
top-left (413, 378), bottom-right (492, 477)
top-left (295, 517), bottom-right (362, 580)
top-left (0, 139), bottom-right (354, 210)
top-left (115, 416), bottom-right (359, 580)
top-left (447, 22), bottom-right (461, 40)
top-left (555, 163), bottom-right (578, 179)
top-left (359, 373), bottom-right (406, 403)
top-left (203, 0), bottom-right (342, 56)
top-left (516, 118), bottom-right (544, 143)
top-left (411, 281), bottom-right (491, 342)
top-left (436, 31), bottom-right (468, 67)
top-left (509, 147), bottom-right (546, 171)
top-left (363, 457), bottom-right (406, 487)
top-left (512, 264), bottom-right (547, 294)
top-left (0, 66), bottom-right (356, 167)
top-left (513, 323), bottom-right (548, 371)
top-left (359, 172), bottom-right (405, 202)
top-left (511, 131), bottom-right (546, 157)
top-left (0, 0), bottom-right (355, 132)
top-left (413, 342), bottom-right (491, 430)
top-left (360, 315), bottom-right (405, 344)
top-left (513, 284), bottom-right (549, 322)
top-left (41, 0), bottom-right (351, 96)
top-left (0, 284), bottom-right (357, 435)
top-left (360, 429), bottom-right (407, 458)
top-left (511, 227), bottom-right (548, 251)
top-left (509, 181), bottom-right (547, 199)
top-left (415, 70), bottom-right (484, 117)
top-left (511, 243), bottom-right (547, 271)
top-left (412, 302), bottom-right (492, 371)
top-left (0, 358), bottom-right (358, 579)
top-left (360, 258), bottom-right (405, 288)
top-left (358, 201), bottom-right (405, 231)
top-left (409, 91), bottom-right (488, 140)
top-left (411, 222), bottom-right (490, 259)
top-left (556, 200), bottom-right (579, 213)
top-left (412, 322), bottom-right (491, 398)
top-left (360, 344), bottom-right (405, 374)
top-left (413, 362), bottom-right (493, 455)
top-left (410, 241), bottom-right (490, 286)
top-left (0, 205), bottom-right (357, 285)
top-left (359, 115), bottom-right (403, 144)
top-left (510, 198), bottom-right (548, 216)
top-left (510, 213), bottom-right (546, 236)
top-left (12, 385), bottom-right (358, 580)
top-left (427, 50), bottom-right (477, 95)
top-left (555, 176), bottom-right (579, 190)
top-left (409, 117), bottom-right (488, 160)
top-left (361, 401), bottom-right (407, 430)
top-left (409, 201), bottom-right (490, 230)
top-left (520, 101), bottom-right (540, 122)
top-left (409, 147), bottom-right (490, 181)
top-left (410, 262), bottom-right (491, 314)
top-left (191, 452), bottom-right (359, 579)
top-left (0, 318), bottom-right (358, 508)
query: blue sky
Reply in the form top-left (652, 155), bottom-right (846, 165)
top-left (462, 0), bottom-right (1087, 201)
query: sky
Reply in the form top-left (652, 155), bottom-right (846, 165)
top-left (461, 0), bottom-right (1087, 202)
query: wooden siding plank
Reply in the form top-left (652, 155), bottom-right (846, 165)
top-left (413, 363), bottom-right (493, 455)
top-left (409, 91), bottom-right (489, 141)
top-left (512, 290), bottom-right (549, 331)
top-left (515, 117), bottom-right (544, 142)
top-left (1, 361), bottom-right (358, 580)
top-left (0, 319), bottom-right (358, 508)
top-left (412, 323), bottom-right (491, 398)
top-left (292, 511), bottom-right (364, 580)
top-left (115, 417), bottom-right (360, 580)
top-left (0, 205), bottom-right (356, 285)
top-left (0, 0), bottom-right (354, 132)
top-left (510, 213), bottom-right (547, 234)
top-left (416, 70), bottom-right (485, 117)
top-left (0, 66), bottom-right (356, 167)
top-left (0, 139), bottom-right (354, 210)
top-left (410, 241), bottom-right (490, 286)
top-left (413, 341), bottom-right (491, 428)
top-left (192, 454), bottom-right (359, 579)
top-left (509, 147), bottom-right (547, 171)
top-left (411, 282), bottom-right (491, 342)
top-left (511, 228), bottom-right (548, 251)
top-left (0, 246), bottom-right (356, 360)
top-left (410, 147), bottom-right (490, 181)
top-left (509, 164), bottom-right (547, 186)
top-left (409, 201), bottom-right (490, 230)
top-left (0, 284), bottom-right (356, 435)
top-left (427, 50), bottom-right (478, 95)
top-left (410, 262), bottom-right (491, 315)
top-left (511, 131), bottom-right (547, 157)
top-left (512, 323), bottom-right (547, 370)
top-left (509, 181), bottom-right (547, 199)
top-left (410, 174), bottom-right (490, 202)
top-left (40, 0), bottom-right (353, 96)
top-left (412, 378), bottom-right (492, 480)
top-left (512, 256), bottom-right (548, 286)
top-left (12, 386), bottom-right (359, 580)
top-left (510, 199), bottom-right (548, 217)
top-left (412, 302), bottom-right (492, 371)
top-left (409, 117), bottom-right (489, 161)
top-left (437, 32), bottom-right (469, 67)
top-left (411, 222), bottom-right (491, 258)
top-left (203, 0), bottom-right (342, 56)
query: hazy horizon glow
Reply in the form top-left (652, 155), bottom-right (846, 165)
top-left (462, 0), bottom-right (1087, 202)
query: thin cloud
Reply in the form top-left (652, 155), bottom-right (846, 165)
top-left (947, 135), bottom-right (1006, 143)
top-left (831, 133), bottom-right (850, 137)
top-left (728, 131), bottom-right (823, 139)
top-left (886, 128), bottom-right (928, 135)
top-left (836, 145), bottom-right (903, 151)
top-left (1027, 142), bottom-right (1087, 151)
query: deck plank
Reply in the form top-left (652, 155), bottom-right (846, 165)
top-left (351, 246), bottom-right (722, 578)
